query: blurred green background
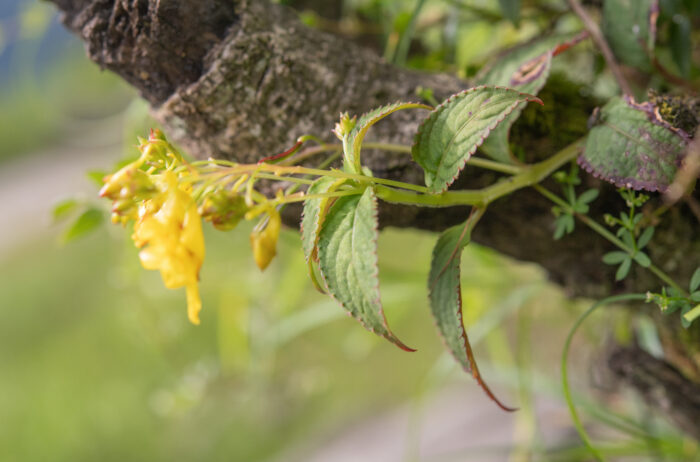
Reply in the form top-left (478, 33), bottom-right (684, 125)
top-left (1, 1), bottom-right (697, 461)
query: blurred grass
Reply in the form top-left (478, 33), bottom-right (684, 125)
top-left (0, 218), bottom-right (553, 461)
top-left (0, 50), bottom-right (134, 162)
top-left (0, 0), bottom-right (134, 164)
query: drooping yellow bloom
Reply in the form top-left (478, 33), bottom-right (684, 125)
top-left (132, 172), bottom-right (206, 324)
top-left (249, 207), bottom-right (281, 271)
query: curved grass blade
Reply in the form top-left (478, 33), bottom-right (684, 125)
top-left (318, 187), bottom-right (414, 351)
top-left (429, 209), bottom-right (516, 411)
top-left (412, 86), bottom-right (542, 193)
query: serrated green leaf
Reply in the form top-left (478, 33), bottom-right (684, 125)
top-left (498, 0), bottom-right (521, 25)
top-left (602, 0), bottom-right (656, 71)
top-left (412, 86), bottom-right (542, 193)
top-left (429, 216), bottom-right (515, 411)
top-left (300, 176), bottom-right (347, 262)
top-left (52, 198), bottom-right (78, 222)
top-left (690, 268), bottom-right (700, 293)
top-left (580, 97), bottom-right (687, 192)
top-left (475, 33), bottom-right (579, 88)
top-left (317, 187), bottom-right (413, 351)
top-left (637, 226), bottom-right (655, 249)
top-left (616, 257), bottom-right (632, 281)
top-left (475, 33), bottom-right (583, 162)
top-left (62, 208), bottom-right (103, 243)
top-left (634, 251), bottom-right (651, 267)
top-left (345, 102), bottom-right (430, 173)
top-left (603, 251), bottom-right (628, 265)
top-left (691, 292), bottom-right (700, 303)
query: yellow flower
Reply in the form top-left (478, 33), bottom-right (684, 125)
top-left (132, 172), bottom-right (206, 324)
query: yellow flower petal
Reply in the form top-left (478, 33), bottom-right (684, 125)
top-left (186, 283), bottom-right (202, 325)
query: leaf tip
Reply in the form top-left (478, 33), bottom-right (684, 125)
top-left (529, 96), bottom-right (544, 106)
top-left (393, 339), bottom-right (417, 352)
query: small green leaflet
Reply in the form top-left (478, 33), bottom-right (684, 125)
top-left (580, 97), bottom-right (687, 192)
top-left (412, 86), bottom-right (542, 193)
top-left (602, 0), bottom-right (657, 71)
top-left (344, 102), bottom-right (431, 173)
top-left (52, 198), bottom-right (79, 222)
top-left (317, 187), bottom-right (414, 351)
top-left (429, 214), bottom-right (515, 411)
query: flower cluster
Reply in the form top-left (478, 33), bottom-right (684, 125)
top-left (100, 130), bottom-right (283, 324)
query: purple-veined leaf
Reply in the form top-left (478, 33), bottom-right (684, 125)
top-left (579, 96), bottom-right (688, 192)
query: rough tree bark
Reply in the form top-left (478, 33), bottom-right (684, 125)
top-left (49, 0), bottom-right (700, 438)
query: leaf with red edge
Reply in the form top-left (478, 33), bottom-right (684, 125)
top-left (428, 212), bottom-right (516, 411)
top-left (317, 187), bottom-right (414, 351)
top-left (412, 86), bottom-right (542, 193)
top-left (476, 32), bottom-right (587, 163)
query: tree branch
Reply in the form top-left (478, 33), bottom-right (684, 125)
top-left (609, 347), bottom-right (700, 440)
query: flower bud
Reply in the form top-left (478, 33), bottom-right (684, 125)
top-left (249, 208), bottom-right (281, 271)
top-left (332, 112), bottom-right (357, 140)
top-left (100, 165), bottom-right (154, 200)
top-left (199, 190), bottom-right (248, 231)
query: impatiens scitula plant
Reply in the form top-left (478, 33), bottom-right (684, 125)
top-left (92, 28), bottom-right (699, 421)
top-left (101, 79), bottom-right (698, 411)
top-left (32, 1), bottom-right (697, 459)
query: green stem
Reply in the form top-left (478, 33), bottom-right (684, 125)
top-left (285, 142), bottom-right (523, 175)
top-left (252, 173), bottom-right (314, 185)
top-left (273, 188), bottom-right (365, 205)
top-left (378, 139), bottom-right (583, 207)
top-left (562, 294), bottom-right (647, 462)
top-left (533, 184), bottom-right (686, 295)
top-left (206, 162), bottom-right (430, 193)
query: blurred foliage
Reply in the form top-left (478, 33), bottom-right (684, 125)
top-left (0, 222), bottom-right (557, 461)
top-left (0, 1), bottom-right (133, 163)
